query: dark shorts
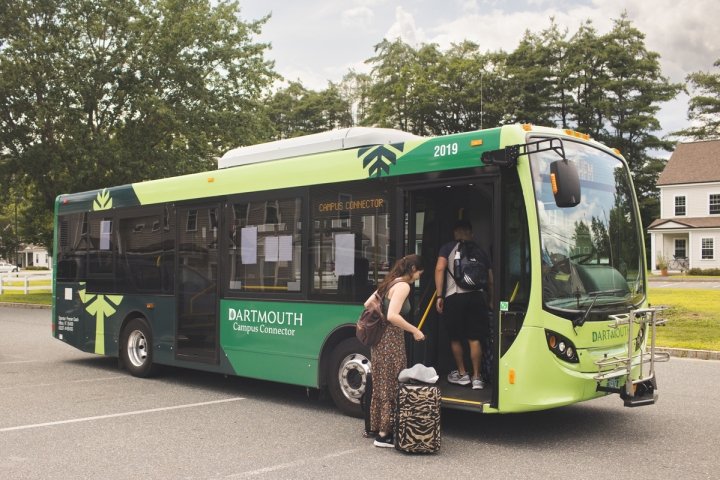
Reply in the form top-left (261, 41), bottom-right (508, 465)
top-left (443, 291), bottom-right (489, 341)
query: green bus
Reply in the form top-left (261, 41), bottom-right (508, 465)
top-left (52, 124), bottom-right (668, 416)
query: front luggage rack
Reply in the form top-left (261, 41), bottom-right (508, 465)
top-left (593, 306), bottom-right (670, 407)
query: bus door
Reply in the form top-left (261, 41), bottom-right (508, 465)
top-left (403, 179), bottom-right (499, 409)
top-left (175, 203), bottom-right (221, 364)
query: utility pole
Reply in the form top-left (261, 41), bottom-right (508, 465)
top-left (14, 199), bottom-right (18, 267)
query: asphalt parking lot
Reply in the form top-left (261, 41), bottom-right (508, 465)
top-left (2, 307), bottom-right (719, 479)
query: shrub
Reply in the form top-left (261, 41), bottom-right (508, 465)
top-left (25, 266), bottom-right (49, 271)
top-left (688, 267), bottom-right (720, 276)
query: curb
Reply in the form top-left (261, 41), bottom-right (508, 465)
top-left (648, 277), bottom-right (720, 282)
top-left (656, 347), bottom-right (720, 361)
top-left (0, 302), bottom-right (52, 310)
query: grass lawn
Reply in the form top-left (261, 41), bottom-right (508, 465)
top-left (649, 288), bottom-right (720, 351)
top-left (0, 292), bottom-right (52, 305)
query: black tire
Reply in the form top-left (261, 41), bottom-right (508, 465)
top-left (327, 337), bottom-right (371, 418)
top-left (121, 318), bottom-right (162, 378)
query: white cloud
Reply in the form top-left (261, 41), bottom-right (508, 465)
top-left (341, 6), bottom-right (374, 28)
top-left (385, 6), bottom-right (427, 46)
top-left (277, 67), bottom-right (331, 91)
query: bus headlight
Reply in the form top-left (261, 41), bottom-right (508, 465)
top-left (545, 330), bottom-right (579, 363)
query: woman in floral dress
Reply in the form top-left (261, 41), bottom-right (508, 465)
top-left (368, 254), bottom-right (426, 448)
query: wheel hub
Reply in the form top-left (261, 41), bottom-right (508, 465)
top-left (338, 353), bottom-right (370, 404)
top-left (127, 330), bottom-right (148, 367)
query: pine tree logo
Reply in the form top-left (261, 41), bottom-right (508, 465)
top-left (93, 189), bottom-right (112, 210)
top-left (359, 143), bottom-right (406, 177)
top-left (78, 284), bottom-right (122, 355)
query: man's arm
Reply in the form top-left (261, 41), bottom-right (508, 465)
top-left (435, 256), bottom-right (447, 313)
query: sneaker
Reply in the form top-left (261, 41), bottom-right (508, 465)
top-left (472, 377), bottom-right (485, 390)
top-left (447, 370), bottom-right (471, 385)
top-left (374, 433), bottom-right (394, 448)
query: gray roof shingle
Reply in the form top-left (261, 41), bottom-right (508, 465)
top-left (657, 140), bottom-right (720, 186)
top-left (648, 217), bottom-right (720, 230)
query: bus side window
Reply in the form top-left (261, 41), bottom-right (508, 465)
top-left (57, 213), bottom-right (88, 282)
top-left (226, 195), bottom-right (303, 295)
top-left (309, 179), bottom-right (397, 303)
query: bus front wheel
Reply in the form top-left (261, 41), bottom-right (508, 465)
top-left (121, 318), bottom-right (162, 378)
top-left (327, 337), bottom-right (371, 418)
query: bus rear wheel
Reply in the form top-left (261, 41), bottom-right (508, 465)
top-left (121, 318), bottom-right (162, 378)
top-left (327, 338), bottom-right (371, 418)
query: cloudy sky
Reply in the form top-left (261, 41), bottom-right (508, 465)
top-left (240, 0), bottom-right (720, 153)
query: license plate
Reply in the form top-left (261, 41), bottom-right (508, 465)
top-left (605, 377), bottom-right (620, 395)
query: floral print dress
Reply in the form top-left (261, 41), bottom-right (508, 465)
top-left (370, 293), bottom-right (410, 433)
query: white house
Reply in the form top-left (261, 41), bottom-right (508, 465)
top-left (19, 245), bottom-right (51, 269)
top-left (648, 139), bottom-right (720, 272)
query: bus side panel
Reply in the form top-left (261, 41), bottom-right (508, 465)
top-left (54, 282), bottom-right (85, 350)
top-left (498, 326), bottom-right (590, 412)
top-left (102, 296), bottom-right (177, 363)
top-left (220, 299), bottom-right (363, 387)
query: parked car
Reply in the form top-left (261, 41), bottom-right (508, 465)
top-left (0, 262), bottom-right (19, 273)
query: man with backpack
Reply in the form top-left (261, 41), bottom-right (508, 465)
top-left (435, 219), bottom-right (493, 390)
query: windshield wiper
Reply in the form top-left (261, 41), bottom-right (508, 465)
top-left (573, 290), bottom-right (628, 330)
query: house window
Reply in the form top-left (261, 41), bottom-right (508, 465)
top-left (710, 194), bottom-right (720, 215)
top-left (701, 238), bottom-right (714, 260)
top-left (675, 239), bottom-right (686, 259)
top-left (186, 210), bottom-right (198, 231)
top-left (265, 201), bottom-right (280, 224)
top-left (675, 196), bottom-right (686, 216)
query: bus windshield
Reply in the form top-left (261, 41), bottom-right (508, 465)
top-left (530, 138), bottom-right (645, 315)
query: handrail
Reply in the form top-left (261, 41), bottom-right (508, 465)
top-left (417, 290), bottom-right (437, 331)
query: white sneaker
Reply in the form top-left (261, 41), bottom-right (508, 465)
top-left (447, 370), bottom-right (471, 385)
top-left (472, 377), bottom-right (485, 390)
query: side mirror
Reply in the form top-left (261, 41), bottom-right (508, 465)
top-left (549, 159), bottom-right (581, 207)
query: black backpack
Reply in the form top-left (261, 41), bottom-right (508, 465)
top-left (450, 240), bottom-right (488, 290)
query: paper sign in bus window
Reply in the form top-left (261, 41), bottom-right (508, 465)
top-left (335, 234), bottom-right (355, 276)
top-left (100, 220), bottom-right (112, 250)
top-left (241, 227), bottom-right (257, 264)
top-left (265, 236), bottom-right (279, 262)
top-left (278, 235), bottom-right (293, 261)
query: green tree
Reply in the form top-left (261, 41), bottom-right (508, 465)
top-left (595, 15), bottom-right (682, 236)
top-left (265, 80), bottom-right (353, 139)
top-left (339, 70), bottom-right (373, 126)
top-left (362, 39), bottom-right (419, 132)
top-left (361, 39), bottom-right (508, 135)
top-left (504, 21), bottom-right (574, 127)
top-left (0, 0), bottom-right (278, 249)
top-left (672, 58), bottom-right (720, 140)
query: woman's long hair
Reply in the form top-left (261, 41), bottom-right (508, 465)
top-left (376, 254), bottom-right (425, 298)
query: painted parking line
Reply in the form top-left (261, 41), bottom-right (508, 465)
top-left (0, 360), bottom-right (39, 365)
top-left (0, 375), bottom-right (126, 391)
top-left (0, 397), bottom-right (244, 432)
top-left (654, 283), bottom-right (683, 288)
top-left (229, 448), bottom-right (362, 478)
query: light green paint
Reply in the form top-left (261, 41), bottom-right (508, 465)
top-left (79, 286), bottom-right (123, 355)
top-left (93, 189), bottom-right (112, 210)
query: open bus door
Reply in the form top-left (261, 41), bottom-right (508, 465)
top-left (402, 178), bottom-right (500, 411)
